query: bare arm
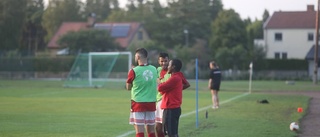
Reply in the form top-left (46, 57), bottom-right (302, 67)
top-left (126, 83), bottom-right (132, 90)
top-left (208, 78), bottom-right (212, 89)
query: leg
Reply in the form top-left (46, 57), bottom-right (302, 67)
top-left (146, 124), bottom-right (155, 137)
top-left (155, 100), bottom-right (165, 137)
top-left (134, 124), bottom-right (145, 137)
top-left (156, 123), bottom-right (165, 137)
top-left (215, 90), bottom-right (219, 107)
top-left (130, 112), bottom-right (145, 137)
top-left (145, 111), bottom-right (156, 137)
top-left (211, 89), bottom-right (219, 108)
top-left (210, 89), bottom-right (215, 107)
top-left (165, 108), bottom-right (181, 137)
top-left (135, 124), bottom-right (145, 133)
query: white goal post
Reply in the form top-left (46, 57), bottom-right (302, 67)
top-left (87, 52), bottom-right (132, 86)
top-left (64, 51), bottom-right (132, 88)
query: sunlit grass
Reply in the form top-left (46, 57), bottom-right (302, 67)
top-left (0, 80), bottom-right (317, 137)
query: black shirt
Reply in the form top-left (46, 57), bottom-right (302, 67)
top-left (209, 68), bottom-right (221, 85)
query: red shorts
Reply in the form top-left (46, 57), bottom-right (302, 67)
top-left (131, 100), bottom-right (156, 112)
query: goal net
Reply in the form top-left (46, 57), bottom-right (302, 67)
top-left (64, 52), bottom-right (132, 88)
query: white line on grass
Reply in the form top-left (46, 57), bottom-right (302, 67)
top-left (116, 92), bottom-right (250, 137)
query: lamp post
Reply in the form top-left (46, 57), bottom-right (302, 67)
top-left (184, 29), bottom-right (189, 47)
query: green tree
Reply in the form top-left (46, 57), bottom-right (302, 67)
top-left (42, 0), bottom-right (83, 42)
top-left (210, 9), bottom-right (247, 50)
top-left (20, 0), bottom-right (46, 56)
top-left (151, 0), bottom-right (216, 48)
top-left (84, 0), bottom-right (112, 22)
top-left (210, 0), bottom-right (223, 20)
top-left (0, 0), bottom-right (27, 53)
top-left (262, 9), bottom-right (270, 22)
top-left (106, 9), bottom-right (128, 22)
top-left (214, 45), bottom-right (248, 70)
top-left (209, 9), bottom-right (248, 69)
top-left (58, 29), bottom-right (120, 54)
top-left (110, 0), bottom-right (120, 10)
top-left (246, 19), bottom-right (266, 69)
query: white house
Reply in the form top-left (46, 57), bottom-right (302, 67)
top-left (262, 5), bottom-right (320, 78)
top-left (263, 5), bottom-right (317, 59)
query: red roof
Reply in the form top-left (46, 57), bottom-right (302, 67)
top-left (96, 22), bottom-right (141, 48)
top-left (47, 22), bottom-right (141, 49)
top-left (265, 5), bottom-right (317, 29)
top-left (48, 22), bottom-right (88, 49)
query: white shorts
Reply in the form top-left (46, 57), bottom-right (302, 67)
top-left (129, 111), bottom-right (155, 125)
top-left (155, 100), bottom-right (163, 123)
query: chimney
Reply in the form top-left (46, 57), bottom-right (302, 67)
top-left (307, 5), bottom-right (314, 11)
top-left (87, 13), bottom-right (96, 27)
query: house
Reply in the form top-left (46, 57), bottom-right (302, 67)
top-left (47, 15), bottom-right (151, 56)
top-left (262, 5), bottom-right (320, 78)
top-left (263, 5), bottom-right (316, 59)
top-left (305, 45), bottom-right (320, 79)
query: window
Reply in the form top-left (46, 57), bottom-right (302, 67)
top-left (275, 52), bottom-right (280, 59)
top-left (308, 33), bottom-right (314, 41)
top-left (138, 31), bottom-right (143, 40)
top-left (282, 52), bottom-right (287, 59)
top-left (275, 33), bottom-right (282, 41)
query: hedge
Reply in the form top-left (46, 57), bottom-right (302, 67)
top-left (0, 57), bottom-right (309, 72)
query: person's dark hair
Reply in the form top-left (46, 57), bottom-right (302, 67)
top-left (136, 48), bottom-right (148, 58)
top-left (171, 59), bottom-right (182, 72)
top-left (158, 52), bottom-right (169, 59)
top-left (210, 61), bottom-right (218, 68)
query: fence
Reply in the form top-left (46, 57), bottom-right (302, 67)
top-left (0, 70), bottom-right (311, 81)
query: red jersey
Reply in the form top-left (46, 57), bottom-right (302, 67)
top-left (158, 72), bottom-right (188, 109)
top-left (159, 69), bottom-right (168, 79)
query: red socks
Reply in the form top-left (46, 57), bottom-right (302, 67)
top-left (136, 133), bottom-right (144, 137)
top-left (136, 132), bottom-right (155, 137)
top-left (156, 132), bottom-right (165, 137)
top-left (148, 133), bottom-right (155, 137)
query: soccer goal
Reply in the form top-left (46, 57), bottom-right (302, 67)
top-left (64, 52), bottom-right (132, 88)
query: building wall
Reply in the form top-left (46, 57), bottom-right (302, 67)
top-left (308, 60), bottom-right (320, 78)
top-left (265, 28), bottom-right (315, 59)
top-left (130, 27), bottom-right (151, 47)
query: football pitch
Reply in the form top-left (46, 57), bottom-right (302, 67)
top-left (0, 80), bottom-right (318, 137)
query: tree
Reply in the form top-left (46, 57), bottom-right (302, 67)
top-left (214, 45), bottom-right (248, 70)
top-left (58, 29), bottom-right (120, 54)
top-left (42, 0), bottom-right (83, 42)
top-left (84, 0), bottom-right (112, 22)
top-left (210, 9), bottom-right (247, 50)
top-left (262, 9), bottom-right (270, 22)
top-left (246, 17), bottom-right (266, 69)
top-left (106, 9), bottom-right (128, 22)
top-left (210, 0), bottom-right (223, 20)
top-left (209, 9), bottom-right (248, 69)
top-left (149, 0), bottom-right (215, 48)
top-left (0, 0), bottom-right (27, 54)
top-left (20, 0), bottom-right (46, 56)
top-left (110, 0), bottom-right (120, 10)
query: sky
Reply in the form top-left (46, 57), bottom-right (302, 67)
top-left (44, 0), bottom-right (318, 20)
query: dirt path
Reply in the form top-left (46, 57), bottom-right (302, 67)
top-left (261, 91), bottom-right (320, 137)
top-left (294, 92), bottom-right (320, 137)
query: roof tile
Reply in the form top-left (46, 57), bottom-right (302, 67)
top-left (265, 8), bottom-right (317, 29)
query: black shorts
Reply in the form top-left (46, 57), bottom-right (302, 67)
top-left (162, 107), bottom-right (181, 136)
top-left (210, 83), bottom-right (220, 91)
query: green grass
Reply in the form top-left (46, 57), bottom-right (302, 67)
top-left (0, 80), bottom-right (319, 137)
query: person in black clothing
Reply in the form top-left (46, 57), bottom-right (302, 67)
top-left (208, 61), bottom-right (221, 109)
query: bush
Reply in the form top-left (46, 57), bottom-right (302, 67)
top-left (0, 56), bottom-right (75, 72)
top-left (254, 59), bottom-right (308, 70)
